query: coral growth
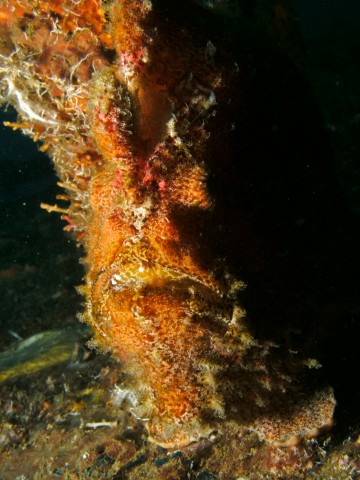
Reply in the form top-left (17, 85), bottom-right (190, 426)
top-left (0, 0), bottom-right (335, 455)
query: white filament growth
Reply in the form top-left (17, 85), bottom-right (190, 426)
top-left (7, 79), bottom-right (60, 126)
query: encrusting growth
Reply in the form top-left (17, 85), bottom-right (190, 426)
top-left (0, 0), bottom-right (335, 449)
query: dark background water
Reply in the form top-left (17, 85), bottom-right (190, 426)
top-left (294, 0), bottom-right (360, 37)
top-left (0, 109), bottom-right (83, 348)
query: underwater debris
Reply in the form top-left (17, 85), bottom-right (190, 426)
top-left (0, 328), bottom-right (87, 382)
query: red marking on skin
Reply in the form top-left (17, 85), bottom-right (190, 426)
top-left (119, 47), bottom-right (146, 74)
top-left (142, 172), bottom-right (154, 184)
top-left (142, 162), bottom-right (155, 186)
top-left (113, 169), bottom-right (124, 189)
top-left (158, 180), bottom-right (166, 191)
top-left (97, 111), bottom-right (107, 122)
top-left (97, 107), bottom-right (118, 132)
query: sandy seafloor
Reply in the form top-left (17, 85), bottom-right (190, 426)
top-left (0, 4), bottom-right (360, 479)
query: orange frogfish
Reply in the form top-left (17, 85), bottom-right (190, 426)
top-left (0, 0), bottom-right (335, 448)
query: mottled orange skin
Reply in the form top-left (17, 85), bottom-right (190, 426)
top-left (0, 0), bottom-right (335, 449)
top-left (85, 61), bottom-right (222, 443)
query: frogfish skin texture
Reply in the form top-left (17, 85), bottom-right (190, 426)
top-left (0, 0), bottom-right (335, 448)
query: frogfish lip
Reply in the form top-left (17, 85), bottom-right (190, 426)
top-left (94, 262), bottom-right (222, 299)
